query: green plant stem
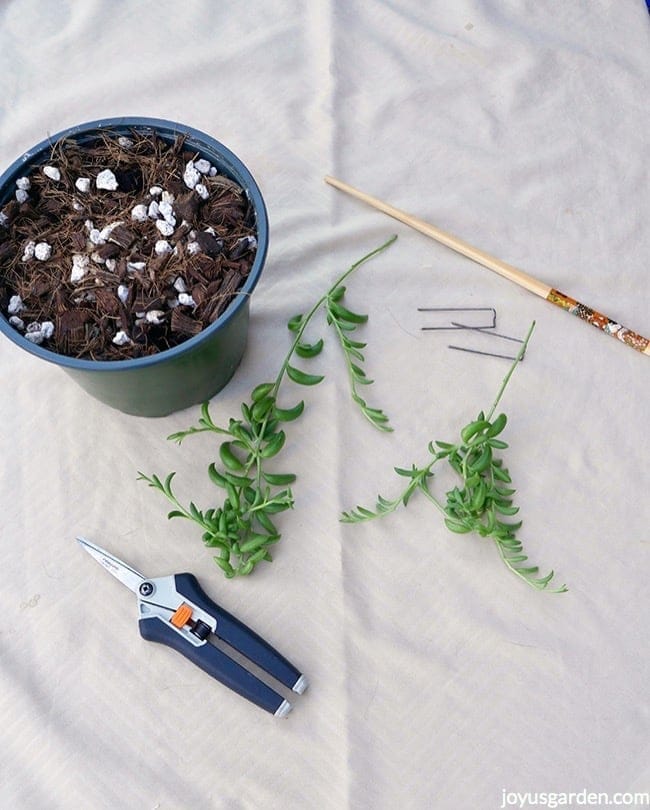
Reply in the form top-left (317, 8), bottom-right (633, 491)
top-left (280, 235), bottom-right (397, 388)
top-left (141, 236), bottom-right (397, 578)
top-left (485, 321), bottom-right (534, 421)
top-left (251, 234), bottom-right (397, 466)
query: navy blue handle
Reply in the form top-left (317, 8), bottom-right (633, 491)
top-left (173, 573), bottom-right (304, 692)
top-left (139, 615), bottom-right (287, 715)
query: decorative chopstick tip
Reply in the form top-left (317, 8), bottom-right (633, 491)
top-left (546, 289), bottom-right (650, 355)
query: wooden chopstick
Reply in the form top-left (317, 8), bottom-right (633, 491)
top-left (324, 175), bottom-right (650, 356)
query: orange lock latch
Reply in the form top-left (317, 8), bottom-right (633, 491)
top-left (170, 603), bottom-right (193, 628)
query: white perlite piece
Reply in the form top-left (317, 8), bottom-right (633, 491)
top-left (0, 211), bottom-right (9, 227)
top-left (154, 239), bottom-right (173, 256)
top-left (34, 242), bottom-right (52, 261)
top-left (117, 285), bottom-right (129, 303)
top-left (158, 201), bottom-right (175, 223)
top-left (147, 200), bottom-right (160, 219)
top-left (43, 165), bottom-right (61, 181)
top-left (173, 277), bottom-right (187, 293)
top-left (186, 241), bottom-right (201, 255)
top-left (195, 183), bottom-right (209, 200)
top-left (194, 158), bottom-right (211, 174)
top-left (178, 293), bottom-right (196, 307)
top-left (71, 254), bottom-right (90, 283)
top-left (8, 295), bottom-right (25, 315)
top-left (15, 176), bottom-right (30, 203)
top-left (89, 228), bottom-right (105, 245)
top-left (99, 221), bottom-right (123, 241)
top-left (183, 161), bottom-right (201, 189)
top-left (149, 186), bottom-right (163, 196)
top-left (118, 136), bottom-right (134, 148)
top-left (75, 177), bottom-right (91, 193)
top-left (112, 330), bottom-right (131, 346)
top-left (156, 198), bottom-right (176, 234)
top-left (96, 169), bottom-right (119, 190)
top-left (127, 261), bottom-right (146, 273)
top-left (145, 310), bottom-right (165, 324)
top-left (9, 316), bottom-right (24, 330)
top-left (131, 204), bottom-right (148, 222)
top-left (21, 241), bottom-right (36, 261)
top-left (24, 321), bottom-right (55, 344)
top-left (155, 220), bottom-right (174, 237)
top-left (40, 321), bottom-right (55, 339)
top-left (24, 330), bottom-right (44, 345)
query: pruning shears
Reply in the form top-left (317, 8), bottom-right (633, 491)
top-left (77, 537), bottom-right (308, 717)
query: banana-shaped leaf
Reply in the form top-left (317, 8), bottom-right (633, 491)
top-left (286, 364), bottom-right (324, 386)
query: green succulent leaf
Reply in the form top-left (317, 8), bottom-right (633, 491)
top-left (460, 419), bottom-right (489, 443)
top-left (273, 400), bottom-right (305, 422)
top-left (251, 382), bottom-right (275, 402)
top-left (219, 442), bottom-right (245, 471)
top-left (328, 300), bottom-right (368, 324)
top-left (262, 472), bottom-right (297, 485)
top-left (206, 465), bottom-right (225, 489)
top-left (239, 534), bottom-right (279, 554)
top-left (287, 314), bottom-right (304, 333)
top-left (286, 364), bottom-right (325, 386)
top-left (295, 338), bottom-right (325, 358)
top-left (444, 518), bottom-right (472, 534)
top-left (259, 430), bottom-right (286, 458)
top-left (487, 413), bottom-right (507, 437)
top-left (251, 396), bottom-right (276, 422)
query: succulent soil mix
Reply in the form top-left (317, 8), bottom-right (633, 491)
top-left (0, 130), bottom-right (258, 360)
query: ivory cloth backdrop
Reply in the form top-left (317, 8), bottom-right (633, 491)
top-left (0, 2), bottom-right (648, 809)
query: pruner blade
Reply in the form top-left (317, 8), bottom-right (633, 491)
top-left (76, 536), bottom-right (145, 594)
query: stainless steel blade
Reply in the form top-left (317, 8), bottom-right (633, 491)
top-left (77, 537), bottom-right (145, 594)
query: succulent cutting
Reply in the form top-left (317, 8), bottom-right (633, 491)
top-left (139, 236), bottom-right (396, 576)
top-left (341, 322), bottom-right (567, 593)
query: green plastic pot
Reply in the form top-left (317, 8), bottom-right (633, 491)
top-left (0, 117), bottom-right (269, 417)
